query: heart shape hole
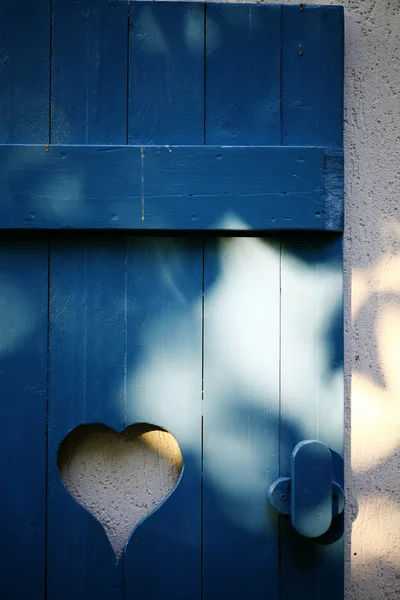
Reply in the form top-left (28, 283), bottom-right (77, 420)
top-left (58, 423), bottom-right (183, 558)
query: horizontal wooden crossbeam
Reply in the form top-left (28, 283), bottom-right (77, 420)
top-left (0, 145), bottom-right (343, 231)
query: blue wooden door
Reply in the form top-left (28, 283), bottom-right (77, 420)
top-left (0, 2), bottom-right (344, 599)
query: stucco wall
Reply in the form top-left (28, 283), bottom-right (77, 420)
top-left (59, 1), bottom-right (400, 597)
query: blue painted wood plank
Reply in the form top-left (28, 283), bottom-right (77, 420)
top-left (282, 6), bottom-right (344, 147)
top-left (128, 2), bottom-right (204, 144)
top-left (280, 234), bottom-right (344, 599)
top-left (203, 236), bottom-right (280, 598)
top-left (51, 0), bottom-right (128, 144)
top-left (123, 237), bottom-right (202, 599)
top-left (0, 0), bottom-right (50, 143)
top-left (0, 145), bottom-right (344, 231)
top-left (205, 4), bottom-right (281, 145)
top-left (0, 236), bottom-right (48, 598)
top-left (312, 235), bottom-right (344, 598)
top-left (47, 236), bottom-right (127, 599)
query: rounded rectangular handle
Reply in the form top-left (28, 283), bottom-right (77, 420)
top-left (267, 439), bottom-right (344, 540)
top-left (291, 440), bottom-right (333, 538)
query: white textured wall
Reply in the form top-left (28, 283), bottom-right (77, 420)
top-left (60, 1), bottom-right (400, 597)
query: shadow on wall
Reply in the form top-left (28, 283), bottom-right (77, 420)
top-left (0, 213), bottom-right (399, 597)
top-left (49, 224), bottom-right (400, 599)
top-left (2, 3), bottom-right (400, 597)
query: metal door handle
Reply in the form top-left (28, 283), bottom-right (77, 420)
top-left (267, 440), bottom-right (345, 538)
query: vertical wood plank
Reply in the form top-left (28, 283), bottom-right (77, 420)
top-left (126, 3), bottom-right (204, 590)
top-left (51, 0), bottom-right (128, 145)
top-left (313, 235), bottom-right (344, 599)
top-left (203, 236), bottom-right (280, 598)
top-left (128, 2), bottom-right (205, 144)
top-left (47, 236), bottom-right (127, 600)
top-left (280, 234), bottom-right (344, 599)
top-left (281, 6), bottom-right (344, 147)
top-left (123, 237), bottom-right (202, 600)
top-left (0, 236), bottom-right (48, 598)
top-left (205, 5), bottom-right (281, 145)
top-left (0, 0), bottom-right (50, 143)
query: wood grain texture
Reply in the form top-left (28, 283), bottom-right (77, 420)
top-left (203, 236), bottom-right (280, 598)
top-left (51, 0), bottom-right (128, 144)
top-left (127, 5), bottom-right (204, 590)
top-left (0, 237), bottom-right (48, 598)
top-left (0, 145), bottom-right (344, 231)
top-left (47, 236), bottom-right (127, 599)
top-left (0, 0), bottom-right (50, 143)
top-left (281, 6), bottom-right (344, 147)
top-left (123, 237), bottom-right (202, 599)
top-left (280, 234), bottom-right (344, 599)
top-left (205, 4), bottom-right (281, 145)
top-left (129, 2), bottom-right (204, 144)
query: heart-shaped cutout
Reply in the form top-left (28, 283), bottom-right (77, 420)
top-left (58, 423), bottom-right (183, 558)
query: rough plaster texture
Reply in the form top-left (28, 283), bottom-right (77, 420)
top-left (61, 1), bottom-right (400, 597)
top-left (59, 424), bottom-right (182, 558)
